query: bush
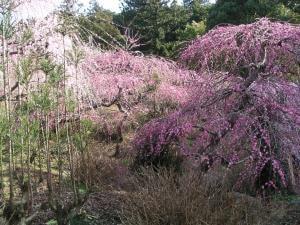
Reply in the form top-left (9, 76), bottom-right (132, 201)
top-left (121, 167), bottom-right (273, 225)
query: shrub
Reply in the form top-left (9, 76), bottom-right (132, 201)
top-left (121, 167), bottom-right (275, 225)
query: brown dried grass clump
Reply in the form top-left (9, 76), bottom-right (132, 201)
top-left (120, 167), bottom-right (287, 225)
top-left (74, 139), bottom-right (133, 190)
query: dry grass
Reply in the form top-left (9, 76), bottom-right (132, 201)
top-left (120, 167), bottom-right (286, 225)
top-left (74, 139), bottom-right (133, 190)
top-left (72, 130), bottom-right (296, 225)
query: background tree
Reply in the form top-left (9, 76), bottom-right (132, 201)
top-left (207, 0), bottom-right (300, 29)
top-left (78, 0), bottom-right (123, 49)
top-left (183, 0), bottom-right (210, 22)
top-left (118, 0), bottom-right (192, 57)
top-left (177, 20), bottom-right (206, 42)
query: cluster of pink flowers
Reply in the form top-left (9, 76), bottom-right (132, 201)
top-left (181, 18), bottom-right (300, 79)
top-left (133, 19), bottom-right (300, 191)
top-left (82, 50), bottom-right (197, 118)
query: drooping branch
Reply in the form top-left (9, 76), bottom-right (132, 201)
top-left (91, 86), bottom-right (123, 109)
top-left (134, 19), bottom-right (300, 191)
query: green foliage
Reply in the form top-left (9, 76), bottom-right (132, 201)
top-left (32, 86), bottom-right (53, 112)
top-left (56, 0), bottom-right (79, 35)
top-left (69, 214), bottom-right (97, 225)
top-left (39, 58), bottom-right (63, 85)
top-left (40, 58), bottom-right (56, 74)
top-left (77, 182), bottom-right (88, 195)
top-left (177, 20), bottom-right (206, 41)
top-left (119, 0), bottom-right (189, 57)
top-left (207, 0), bottom-right (300, 29)
top-left (20, 27), bottom-right (33, 44)
top-left (15, 56), bottom-right (35, 86)
top-left (67, 44), bottom-right (85, 67)
top-left (0, 9), bottom-right (15, 39)
top-left (184, 0), bottom-right (210, 22)
top-left (66, 89), bottom-right (76, 112)
top-left (46, 219), bottom-right (58, 225)
top-left (73, 119), bottom-right (93, 153)
top-left (0, 111), bottom-right (9, 151)
top-left (270, 3), bottom-right (300, 23)
top-left (118, 0), bottom-right (211, 57)
top-left (77, 1), bottom-right (123, 49)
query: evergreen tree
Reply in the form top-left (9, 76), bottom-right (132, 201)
top-left (183, 0), bottom-right (210, 22)
top-left (121, 0), bottom-right (171, 55)
top-left (207, 0), bottom-right (299, 29)
top-left (119, 0), bottom-right (191, 57)
top-left (78, 1), bottom-right (123, 49)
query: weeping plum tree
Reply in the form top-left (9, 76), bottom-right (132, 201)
top-left (80, 50), bottom-right (197, 164)
top-left (134, 18), bottom-right (300, 193)
top-left (83, 50), bottom-right (196, 127)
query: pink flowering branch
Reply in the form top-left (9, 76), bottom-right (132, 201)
top-left (133, 19), bottom-right (300, 193)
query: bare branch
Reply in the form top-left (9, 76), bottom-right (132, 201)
top-left (0, 82), bottom-right (19, 101)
